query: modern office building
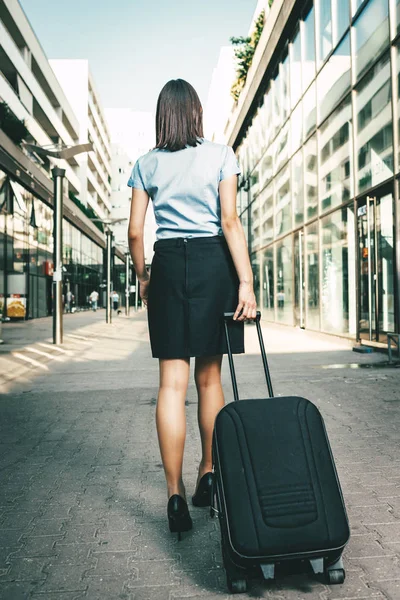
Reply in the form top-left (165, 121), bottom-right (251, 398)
top-left (0, 0), bottom-right (108, 319)
top-left (49, 59), bottom-right (113, 221)
top-left (225, 0), bottom-right (400, 345)
top-left (105, 108), bottom-right (156, 263)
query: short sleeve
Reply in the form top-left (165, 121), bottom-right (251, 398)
top-left (219, 146), bottom-right (241, 181)
top-left (127, 159), bottom-right (146, 191)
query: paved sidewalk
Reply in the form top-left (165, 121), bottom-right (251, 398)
top-left (0, 311), bottom-right (399, 599)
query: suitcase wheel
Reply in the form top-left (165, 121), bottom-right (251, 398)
top-left (222, 544), bottom-right (247, 593)
top-left (326, 569), bottom-right (345, 585)
top-left (325, 556), bottom-right (345, 585)
top-left (227, 575), bottom-right (247, 594)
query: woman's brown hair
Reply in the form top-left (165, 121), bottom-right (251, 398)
top-left (155, 79), bottom-right (204, 152)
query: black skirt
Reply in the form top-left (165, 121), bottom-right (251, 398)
top-left (147, 235), bottom-right (245, 359)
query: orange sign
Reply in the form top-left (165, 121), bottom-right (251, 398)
top-left (44, 260), bottom-right (54, 276)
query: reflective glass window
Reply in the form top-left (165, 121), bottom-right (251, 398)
top-left (306, 222), bottom-right (320, 329)
top-left (274, 122), bottom-right (290, 174)
top-left (319, 95), bottom-right (353, 212)
top-left (321, 205), bottom-right (357, 335)
top-left (272, 74), bottom-right (281, 137)
top-left (290, 27), bottom-right (302, 108)
top-left (263, 89), bottom-right (273, 147)
top-left (275, 165), bottom-right (291, 237)
top-left (317, 34), bottom-right (351, 124)
top-left (292, 150), bottom-right (304, 227)
top-left (317, 0), bottom-right (333, 64)
top-left (351, 0), bottom-right (364, 16)
top-left (304, 82), bottom-right (317, 138)
top-left (397, 0), bottom-right (400, 35)
top-left (396, 45), bottom-right (400, 168)
top-left (304, 135), bottom-right (318, 220)
top-left (251, 253), bottom-right (262, 305)
top-left (302, 6), bottom-right (316, 92)
top-left (259, 142), bottom-right (274, 189)
top-left (291, 101), bottom-right (303, 156)
top-left (250, 198), bottom-right (261, 252)
top-left (276, 235), bottom-right (293, 324)
top-left (249, 163), bottom-right (260, 205)
top-left (280, 54), bottom-right (290, 123)
top-left (262, 246), bottom-right (275, 320)
top-left (240, 209), bottom-right (249, 246)
top-left (335, 0), bottom-right (350, 43)
top-left (260, 183), bottom-right (274, 246)
top-left (356, 54), bottom-right (393, 193)
top-left (354, 0), bottom-right (389, 81)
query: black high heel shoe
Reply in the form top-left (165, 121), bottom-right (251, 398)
top-left (192, 472), bottom-right (214, 507)
top-left (167, 495), bottom-right (193, 541)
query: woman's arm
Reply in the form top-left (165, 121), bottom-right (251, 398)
top-left (219, 175), bottom-right (257, 321)
top-left (127, 187), bottom-right (150, 283)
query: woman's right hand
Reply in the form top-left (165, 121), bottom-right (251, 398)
top-left (233, 281), bottom-right (257, 321)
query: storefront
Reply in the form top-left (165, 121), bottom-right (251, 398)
top-left (233, 0), bottom-right (399, 342)
top-left (0, 168), bottom-right (105, 320)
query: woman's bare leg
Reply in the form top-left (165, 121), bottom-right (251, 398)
top-left (156, 358), bottom-right (190, 500)
top-left (194, 354), bottom-right (224, 487)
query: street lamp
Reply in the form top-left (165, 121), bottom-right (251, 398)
top-left (23, 142), bottom-right (93, 345)
top-left (89, 218), bottom-right (127, 324)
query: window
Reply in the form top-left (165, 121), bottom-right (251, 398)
top-left (292, 150), bottom-right (304, 226)
top-left (317, 34), bottom-right (351, 124)
top-left (304, 135), bottom-right (318, 220)
top-left (334, 0), bottom-right (350, 43)
top-left (280, 54), bottom-right (290, 123)
top-left (353, 0), bottom-right (389, 82)
top-left (317, 0), bottom-right (333, 64)
top-left (275, 165), bottom-right (291, 237)
top-left (262, 246), bottom-right (275, 320)
top-left (302, 6), bottom-right (316, 92)
top-left (274, 122), bottom-right (290, 175)
top-left (304, 82), bottom-right (317, 138)
top-left (319, 95), bottom-right (353, 212)
top-left (306, 222), bottom-right (320, 329)
top-left (321, 205), bottom-right (356, 335)
top-left (356, 54), bottom-right (393, 193)
top-left (260, 184), bottom-right (274, 246)
top-left (276, 235), bottom-right (293, 324)
top-left (291, 101), bottom-right (303, 155)
top-left (290, 27), bottom-right (302, 108)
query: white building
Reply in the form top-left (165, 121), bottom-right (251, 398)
top-left (0, 0), bottom-right (83, 195)
top-left (49, 59), bottom-right (113, 221)
top-left (0, 0), bottom-right (109, 320)
top-left (204, 46), bottom-right (236, 144)
top-left (105, 108), bottom-right (156, 263)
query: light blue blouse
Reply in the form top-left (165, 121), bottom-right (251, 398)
top-left (127, 138), bottom-right (241, 240)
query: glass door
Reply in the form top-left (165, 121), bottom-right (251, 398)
top-left (357, 191), bottom-right (395, 342)
top-left (294, 229), bottom-right (305, 328)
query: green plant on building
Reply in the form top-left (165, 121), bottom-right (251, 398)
top-left (230, 9), bottom-right (266, 102)
top-left (0, 101), bottom-right (30, 147)
top-left (69, 191), bottom-right (104, 233)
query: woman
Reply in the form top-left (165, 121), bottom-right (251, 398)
top-left (127, 79), bottom-right (257, 539)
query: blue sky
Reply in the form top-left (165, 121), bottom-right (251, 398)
top-left (20, 0), bottom-right (253, 114)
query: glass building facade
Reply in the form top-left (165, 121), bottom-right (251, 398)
top-left (0, 169), bottom-right (105, 320)
top-left (235, 0), bottom-right (399, 341)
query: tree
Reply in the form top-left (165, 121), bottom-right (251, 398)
top-left (230, 10), bottom-right (266, 102)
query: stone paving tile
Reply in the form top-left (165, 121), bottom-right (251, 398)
top-left (1, 314), bottom-right (399, 599)
top-left (0, 582), bottom-right (35, 599)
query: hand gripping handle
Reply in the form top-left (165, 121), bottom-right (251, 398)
top-left (223, 311), bottom-right (274, 401)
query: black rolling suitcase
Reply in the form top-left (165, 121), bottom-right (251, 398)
top-left (211, 312), bottom-right (350, 594)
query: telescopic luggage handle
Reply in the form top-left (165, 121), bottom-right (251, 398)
top-left (223, 311), bottom-right (274, 401)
